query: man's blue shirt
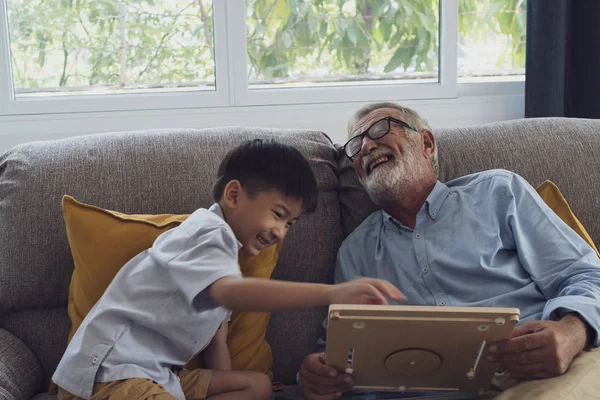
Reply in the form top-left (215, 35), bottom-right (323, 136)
top-left (317, 170), bottom-right (600, 399)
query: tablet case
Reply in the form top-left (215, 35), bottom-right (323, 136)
top-left (326, 305), bottom-right (520, 395)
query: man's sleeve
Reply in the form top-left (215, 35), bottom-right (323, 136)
top-left (506, 174), bottom-right (600, 346)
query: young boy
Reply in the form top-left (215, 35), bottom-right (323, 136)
top-left (52, 139), bottom-right (404, 400)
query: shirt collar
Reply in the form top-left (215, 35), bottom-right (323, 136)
top-left (381, 180), bottom-right (450, 228)
top-left (209, 203), bottom-right (243, 250)
top-left (426, 180), bottom-right (450, 219)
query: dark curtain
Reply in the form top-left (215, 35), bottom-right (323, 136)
top-left (525, 0), bottom-right (600, 118)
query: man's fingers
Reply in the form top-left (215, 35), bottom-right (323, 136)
top-left (502, 362), bottom-right (547, 376)
top-left (488, 348), bottom-right (547, 365)
top-left (304, 353), bottom-right (340, 378)
top-left (503, 371), bottom-right (547, 381)
top-left (300, 379), bottom-right (342, 400)
top-left (303, 391), bottom-right (342, 400)
top-left (299, 353), bottom-right (352, 400)
top-left (318, 353), bottom-right (327, 365)
top-left (300, 369), bottom-right (352, 389)
top-left (502, 363), bottom-right (552, 380)
top-left (509, 321), bottom-right (540, 339)
top-left (489, 331), bottom-right (546, 354)
top-left (300, 379), bottom-right (346, 396)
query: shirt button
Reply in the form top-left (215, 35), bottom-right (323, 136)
top-left (439, 301), bottom-right (446, 306)
top-left (92, 357), bottom-right (98, 365)
top-left (415, 233), bottom-right (421, 239)
top-left (423, 268), bottom-right (428, 273)
top-left (431, 212), bottom-right (436, 217)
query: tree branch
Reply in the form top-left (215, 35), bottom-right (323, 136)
top-left (59, 32), bottom-right (69, 87)
top-left (197, 0), bottom-right (213, 49)
top-left (137, 0), bottom-right (197, 80)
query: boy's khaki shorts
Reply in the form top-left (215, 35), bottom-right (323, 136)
top-left (58, 369), bottom-right (212, 400)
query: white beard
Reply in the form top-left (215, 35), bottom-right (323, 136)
top-left (359, 144), bottom-right (425, 207)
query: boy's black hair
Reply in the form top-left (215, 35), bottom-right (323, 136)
top-left (213, 139), bottom-right (318, 214)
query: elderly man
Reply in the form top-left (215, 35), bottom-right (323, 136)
top-left (299, 103), bottom-right (600, 399)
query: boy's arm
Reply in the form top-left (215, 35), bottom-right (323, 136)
top-left (203, 321), bottom-right (231, 371)
top-left (209, 276), bottom-right (404, 312)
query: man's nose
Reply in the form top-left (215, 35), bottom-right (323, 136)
top-left (361, 135), bottom-right (378, 154)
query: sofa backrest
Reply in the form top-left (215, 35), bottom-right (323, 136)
top-left (436, 118), bottom-right (600, 244)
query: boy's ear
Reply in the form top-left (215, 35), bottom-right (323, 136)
top-left (223, 180), bottom-right (242, 209)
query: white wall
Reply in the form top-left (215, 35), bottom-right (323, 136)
top-left (0, 82), bottom-right (524, 153)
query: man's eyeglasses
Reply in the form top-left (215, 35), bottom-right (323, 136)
top-left (343, 117), bottom-right (417, 159)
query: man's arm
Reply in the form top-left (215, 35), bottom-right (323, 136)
top-left (505, 174), bottom-right (600, 345)
top-left (489, 174), bottom-right (600, 378)
top-left (552, 308), bottom-right (596, 347)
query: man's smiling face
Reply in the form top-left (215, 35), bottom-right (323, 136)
top-left (349, 108), bottom-right (429, 205)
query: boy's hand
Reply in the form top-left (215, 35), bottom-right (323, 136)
top-left (213, 321), bottom-right (228, 343)
top-left (329, 278), bottom-right (405, 305)
top-left (205, 321), bottom-right (231, 371)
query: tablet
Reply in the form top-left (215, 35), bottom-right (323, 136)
top-left (325, 304), bottom-right (520, 396)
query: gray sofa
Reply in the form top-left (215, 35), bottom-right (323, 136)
top-left (2, 118), bottom-right (600, 400)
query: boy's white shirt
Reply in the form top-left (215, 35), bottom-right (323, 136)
top-left (52, 204), bottom-right (243, 400)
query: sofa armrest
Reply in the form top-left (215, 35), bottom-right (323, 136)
top-left (0, 328), bottom-right (44, 400)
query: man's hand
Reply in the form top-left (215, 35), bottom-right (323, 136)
top-left (487, 314), bottom-right (588, 380)
top-left (299, 353), bottom-right (353, 400)
top-left (329, 278), bottom-right (406, 305)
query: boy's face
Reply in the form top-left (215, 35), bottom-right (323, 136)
top-left (225, 185), bottom-right (303, 256)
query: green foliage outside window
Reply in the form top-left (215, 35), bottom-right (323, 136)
top-left (6, 0), bottom-right (526, 92)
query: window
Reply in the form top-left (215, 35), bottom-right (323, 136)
top-left (7, 0), bottom-right (215, 97)
top-left (0, 0), bottom-right (526, 115)
top-left (458, 0), bottom-right (526, 80)
top-left (245, 1), bottom-right (440, 88)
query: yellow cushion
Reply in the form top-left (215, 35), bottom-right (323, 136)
top-left (536, 181), bottom-right (600, 257)
top-left (62, 195), bottom-right (281, 374)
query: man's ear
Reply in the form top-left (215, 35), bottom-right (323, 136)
top-left (421, 130), bottom-right (436, 158)
top-left (223, 180), bottom-right (242, 209)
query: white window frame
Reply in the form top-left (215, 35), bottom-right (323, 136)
top-left (0, 1), bottom-right (231, 115)
top-left (0, 0), bottom-right (483, 116)
top-left (228, 0), bottom-right (457, 106)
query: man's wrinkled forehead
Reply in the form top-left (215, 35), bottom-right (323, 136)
top-left (350, 107), bottom-right (402, 139)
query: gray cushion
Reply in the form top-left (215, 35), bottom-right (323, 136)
top-left (2, 308), bottom-right (70, 390)
top-left (337, 147), bottom-right (378, 238)
top-left (0, 328), bottom-right (44, 400)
